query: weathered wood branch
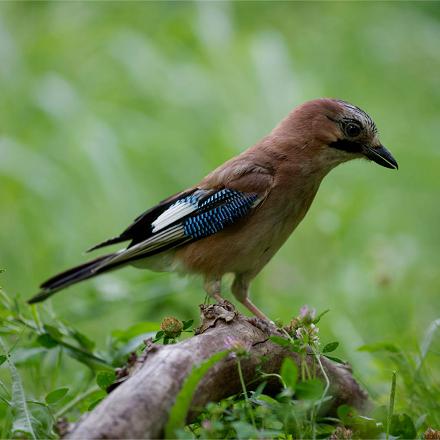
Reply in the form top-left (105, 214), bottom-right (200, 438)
top-left (67, 301), bottom-right (369, 439)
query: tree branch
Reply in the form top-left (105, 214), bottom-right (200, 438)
top-left (67, 302), bottom-right (369, 439)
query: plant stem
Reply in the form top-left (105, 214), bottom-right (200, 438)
top-left (304, 356), bottom-right (312, 380)
top-left (314, 350), bottom-right (330, 412)
top-left (258, 373), bottom-right (287, 389)
top-left (55, 385), bottom-right (100, 419)
top-left (236, 359), bottom-right (256, 430)
top-left (301, 355), bottom-right (306, 381)
top-left (311, 349), bottom-right (331, 440)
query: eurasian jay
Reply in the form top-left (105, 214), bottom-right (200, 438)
top-left (28, 98), bottom-right (398, 320)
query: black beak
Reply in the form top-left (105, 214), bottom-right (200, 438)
top-left (364, 144), bottom-right (398, 170)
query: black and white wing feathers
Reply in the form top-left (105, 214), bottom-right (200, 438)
top-left (103, 188), bottom-right (261, 266)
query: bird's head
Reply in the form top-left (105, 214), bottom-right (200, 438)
top-left (276, 98), bottom-right (398, 172)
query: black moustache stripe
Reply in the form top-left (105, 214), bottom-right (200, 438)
top-left (329, 139), bottom-right (363, 154)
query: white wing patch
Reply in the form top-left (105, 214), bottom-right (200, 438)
top-left (151, 189), bottom-right (210, 233)
top-left (151, 200), bottom-right (197, 233)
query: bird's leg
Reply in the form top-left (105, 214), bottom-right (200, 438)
top-left (231, 275), bottom-right (271, 321)
top-left (203, 278), bottom-right (224, 303)
top-left (241, 297), bottom-right (270, 321)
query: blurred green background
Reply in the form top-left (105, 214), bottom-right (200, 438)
top-left (0, 1), bottom-right (439, 408)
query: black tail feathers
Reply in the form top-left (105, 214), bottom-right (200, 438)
top-left (28, 253), bottom-right (117, 304)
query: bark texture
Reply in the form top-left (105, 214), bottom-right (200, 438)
top-left (67, 302), bottom-right (368, 439)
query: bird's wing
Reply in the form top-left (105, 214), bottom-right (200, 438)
top-left (89, 156), bottom-right (275, 269)
top-left (103, 187), bottom-right (263, 267)
top-left (89, 154), bottom-right (275, 251)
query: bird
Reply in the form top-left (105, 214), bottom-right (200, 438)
top-left (28, 98), bottom-right (398, 320)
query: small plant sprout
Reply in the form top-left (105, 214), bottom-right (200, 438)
top-left (329, 426), bottom-right (353, 439)
top-left (424, 428), bottom-right (440, 439)
top-left (154, 317), bottom-right (193, 344)
top-left (160, 316), bottom-right (183, 338)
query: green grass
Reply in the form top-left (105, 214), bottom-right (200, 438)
top-left (0, 2), bottom-right (439, 438)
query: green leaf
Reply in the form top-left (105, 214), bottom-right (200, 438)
top-left (323, 355), bottom-right (345, 364)
top-left (269, 335), bottom-right (292, 348)
top-left (280, 357), bottom-right (297, 390)
top-left (27, 401), bottom-right (53, 439)
top-left (182, 320), bottom-right (194, 331)
top-left (255, 394), bottom-right (279, 407)
top-left (88, 398), bottom-right (104, 411)
top-left (323, 341), bottom-right (339, 353)
top-left (415, 413), bottom-right (427, 430)
top-left (36, 333), bottom-right (58, 349)
top-left (313, 309), bottom-right (330, 324)
top-left (78, 389), bottom-right (106, 413)
top-left (0, 354), bottom-right (6, 366)
top-left (232, 421), bottom-right (257, 439)
top-left (153, 331), bottom-right (164, 342)
top-left (71, 329), bottom-right (95, 351)
top-left (97, 370), bottom-right (116, 390)
top-left (0, 337), bottom-right (36, 439)
top-left (337, 404), bottom-right (358, 425)
top-left (51, 337), bottom-right (110, 371)
top-left (316, 424), bottom-right (338, 436)
top-left (295, 378), bottom-right (324, 400)
top-left (356, 415), bottom-right (382, 438)
top-left (43, 324), bottom-right (63, 340)
top-left (164, 350), bottom-right (228, 438)
top-left (337, 407), bottom-right (381, 438)
top-left (45, 387), bottom-right (69, 405)
top-left (371, 404), bottom-right (388, 425)
top-left (252, 381), bottom-right (267, 400)
top-left (357, 342), bottom-right (400, 353)
top-left (390, 413), bottom-right (416, 439)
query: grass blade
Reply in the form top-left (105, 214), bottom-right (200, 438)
top-left (417, 318), bottom-right (440, 370)
top-left (0, 337), bottom-right (36, 440)
top-left (386, 370), bottom-right (397, 440)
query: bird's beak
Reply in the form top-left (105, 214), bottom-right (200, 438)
top-left (363, 144), bottom-right (398, 170)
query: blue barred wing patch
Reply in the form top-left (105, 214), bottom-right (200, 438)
top-left (183, 189), bottom-right (258, 239)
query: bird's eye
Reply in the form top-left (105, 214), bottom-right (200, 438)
top-left (345, 122), bottom-right (362, 138)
